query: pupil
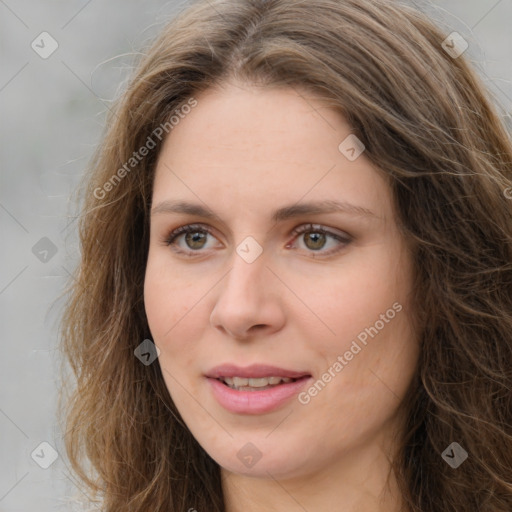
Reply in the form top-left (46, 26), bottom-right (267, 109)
top-left (186, 231), bottom-right (206, 249)
top-left (306, 232), bottom-right (325, 250)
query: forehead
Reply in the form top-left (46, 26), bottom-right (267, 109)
top-left (152, 83), bottom-right (391, 222)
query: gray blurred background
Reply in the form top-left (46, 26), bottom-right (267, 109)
top-left (1, 1), bottom-right (511, 511)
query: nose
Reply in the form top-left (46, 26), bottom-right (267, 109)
top-left (209, 248), bottom-right (286, 340)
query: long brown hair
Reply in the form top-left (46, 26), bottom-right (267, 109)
top-left (58, 0), bottom-right (512, 510)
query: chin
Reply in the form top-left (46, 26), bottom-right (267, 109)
top-left (200, 435), bottom-right (318, 480)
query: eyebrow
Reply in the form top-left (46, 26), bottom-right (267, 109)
top-left (150, 199), bottom-right (379, 223)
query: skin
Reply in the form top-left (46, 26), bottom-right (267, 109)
top-left (144, 80), bottom-right (419, 512)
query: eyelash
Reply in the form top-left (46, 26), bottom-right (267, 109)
top-left (162, 223), bottom-right (352, 258)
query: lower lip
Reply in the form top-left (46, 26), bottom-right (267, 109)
top-left (206, 376), bottom-right (312, 414)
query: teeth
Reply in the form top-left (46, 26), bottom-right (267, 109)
top-left (221, 376), bottom-right (294, 389)
top-left (223, 376), bottom-right (236, 387)
top-left (232, 376), bottom-right (248, 387)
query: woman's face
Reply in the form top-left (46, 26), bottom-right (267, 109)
top-left (144, 82), bottom-right (418, 480)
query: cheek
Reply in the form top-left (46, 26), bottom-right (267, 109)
top-left (144, 271), bottom-right (198, 401)
top-left (143, 258), bottom-right (192, 343)
top-left (144, 257), bottom-right (212, 382)
top-left (316, 260), bottom-right (406, 344)
top-left (308, 245), bottom-right (416, 388)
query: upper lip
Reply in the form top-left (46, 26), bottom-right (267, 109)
top-left (205, 364), bottom-right (311, 379)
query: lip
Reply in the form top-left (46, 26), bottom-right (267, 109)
top-left (205, 364), bottom-right (312, 414)
top-left (205, 363), bottom-right (310, 379)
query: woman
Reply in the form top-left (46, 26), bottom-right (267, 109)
top-left (58, 0), bottom-right (512, 510)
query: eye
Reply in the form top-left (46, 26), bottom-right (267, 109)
top-left (287, 223), bottom-right (352, 257)
top-left (161, 223), bottom-right (352, 257)
top-left (162, 223), bottom-right (219, 254)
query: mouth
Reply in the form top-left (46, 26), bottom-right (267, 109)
top-left (214, 375), bottom-right (310, 391)
top-left (205, 364), bottom-right (313, 414)
top-left (205, 363), bottom-right (312, 391)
